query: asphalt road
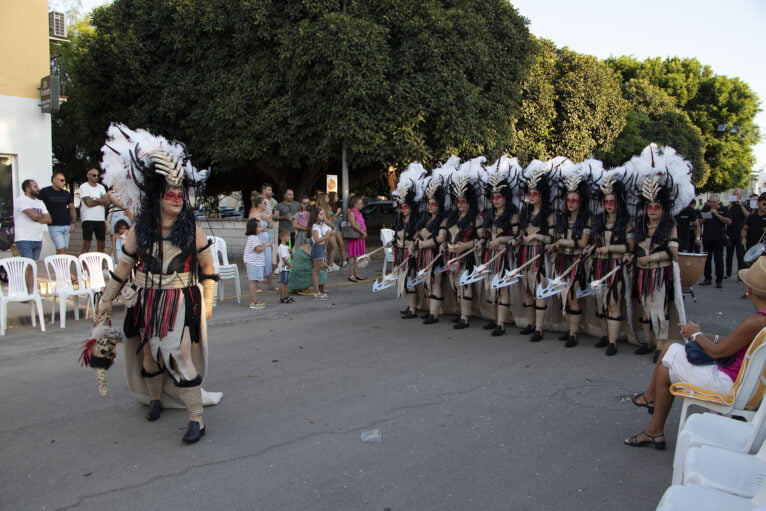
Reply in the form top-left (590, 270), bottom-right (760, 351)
top-left (0, 267), bottom-right (750, 511)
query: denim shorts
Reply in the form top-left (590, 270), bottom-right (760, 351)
top-left (246, 264), bottom-right (264, 281)
top-left (279, 270), bottom-right (290, 285)
top-left (16, 240), bottom-right (42, 260)
top-left (48, 225), bottom-right (71, 250)
top-left (311, 243), bottom-right (325, 261)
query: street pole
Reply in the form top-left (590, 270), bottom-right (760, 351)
top-left (342, 141), bottom-right (349, 216)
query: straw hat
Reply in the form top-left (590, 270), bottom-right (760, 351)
top-left (739, 257), bottom-right (766, 296)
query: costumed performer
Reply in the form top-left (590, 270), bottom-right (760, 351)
top-left (98, 123), bottom-right (218, 444)
top-left (446, 157), bottom-right (486, 329)
top-left (551, 170), bottom-right (592, 348)
top-left (480, 156), bottom-right (521, 337)
top-left (518, 163), bottom-right (556, 342)
top-left (394, 163), bottom-right (426, 318)
top-left (419, 175), bottom-right (449, 325)
top-left (588, 172), bottom-right (634, 356)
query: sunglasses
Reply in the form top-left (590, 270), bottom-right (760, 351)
top-left (302, 201), bottom-right (309, 205)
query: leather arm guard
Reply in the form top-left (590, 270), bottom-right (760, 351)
top-left (102, 272), bottom-right (127, 302)
top-left (200, 274), bottom-right (219, 316)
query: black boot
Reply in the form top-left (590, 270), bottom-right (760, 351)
top-left (182, 420), bottom-right (206, 444)
top-left (401, 311), bottom-right (418, 319)
top-left (491, 325), bottom-right (505, 337)
top-left (594, 336), bottom-right (609, 348)
top-left (453, 318), bottom-right (470, 329)
top-left (519, 324), bottom-right (535, 335)
top-left (423, 314), bottom-right (438, 325)
top-left (565, 335), bottom-right (578, 348)
top-left (530, 331), bottom-right (543, 342)
top-left (605, 343), bottom-right (617, 356)
top-left (146, 400), bottom-right (163, 422)
top-left (558, 333), bottom-right (569, 341)
top-left (483, 320), bottom-right (497, 330)
top-left (634, 343), bottom-right (651, 355)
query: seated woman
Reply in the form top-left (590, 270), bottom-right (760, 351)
top-left (288, 243), bottom-right (327, 294)
top-left (624, 256), bottom-right (766, 451)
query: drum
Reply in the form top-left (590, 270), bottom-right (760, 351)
top-left (745, 243), bottom-right (765, 264)
top-left (678, 252), bottom-right (707, 288)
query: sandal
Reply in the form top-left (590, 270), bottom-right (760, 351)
top-left (348, 276), bottom-right (358, 282)
top-left (631, 392), bottom-right (655, 414)
top-left (624, 431), bottom-right (666, 450)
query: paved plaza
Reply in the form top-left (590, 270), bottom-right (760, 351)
top-left (0, 254), bottom-right (749, 510)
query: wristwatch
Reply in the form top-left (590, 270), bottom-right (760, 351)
top-left (690, 331), bottom-right (704, 342)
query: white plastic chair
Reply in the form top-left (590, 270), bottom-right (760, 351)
top-left (683, 441), bottom-right (766, 499)
top-left (44, 254), bottom-right (95, 328)
top-left (672, 406), bottom-right (766, 484)
top-left (78, 252), bottom-right (114, 316)
top-left (380, 228), bottom-right (394, 275)
top-left (207, 236), bottom-right (241, 304)
top-left (670, 327), bottom-right (766, 431)
top-left (0, 257), bottom-right (46, 336)
top-left (656, 482), bottom-right (766, 511)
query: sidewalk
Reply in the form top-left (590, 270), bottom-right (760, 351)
top-left (1, 243), bottom-right (388, 334)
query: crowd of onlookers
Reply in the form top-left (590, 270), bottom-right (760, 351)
top-left (675, 189), bottom-right (766, 289)
top-left (243, 183), bottom-right (371, 307)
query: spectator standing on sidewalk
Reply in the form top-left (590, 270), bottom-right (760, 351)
top-left (699, 194), bottom-right (731, 288)
top-left (38, 172), bottom-right (75, 254)
top-left (14, 179), bottom-right (51, 292)
top-left (243, 218), bottom-right (267, 309)
top-left (726, 188), bottom-right (750, 279)
top-left (742, 193), bottom-right (766, 251)
top-left (275, 188), bottom-right (300, 247)
top-left (293, 196), bottom-right (311, 248)
top-left (79, 168), bottom-right (109, 253)
top-left (674, 199), bottom-right (701, 253)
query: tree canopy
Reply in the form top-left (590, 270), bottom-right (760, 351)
top-left (55, 0), bottom-right (534, 196)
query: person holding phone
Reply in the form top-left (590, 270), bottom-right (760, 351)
top-left (725, 189), bottom-right (750, 279)
top-left (699, 194), bottom-right (731, 288)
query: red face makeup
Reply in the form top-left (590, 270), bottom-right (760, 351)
top-left (428, 200), bottom-right (439, 207)
top-left (647, 203), bottom-right (662, 212)
top-left (603, 199), bottom-right (616, 205)
top-left (492, 193), bottom-right (504, 201)
top-left (528, 191), bottom-right (539, 199)
top-left (566, 199), bottom-right (580, 205)
top-left (402, 204), bottom-right (411, 211)
top-left (163, 190), bottom-right (184, 203)
top-left (457, 198), bottom-right (468, 205)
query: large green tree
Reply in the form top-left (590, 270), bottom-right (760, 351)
top-left (607, 56), bottom-right (761, 191)
top-left (510, 38), bottom-right (628, 163)
top-left (54, 0), bottom-right (533, 196)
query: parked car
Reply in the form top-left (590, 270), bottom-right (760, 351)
top-left (360, 200), bottom-right (394, 231)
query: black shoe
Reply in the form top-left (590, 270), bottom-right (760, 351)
top-left (653, 349), bottom-right (662, 364)
top-left (565, 335), bottom-right (578, 348)
top-left (453, 319), bottom-right (469, 329)
top-left (400, 308), bottom-right (410, 314)
top-left (401, 311), bottom-right (418, 319)
top-left (558, 333), bottom-right (569, 341)
top-left (491, 325), bottom-right (505, 337)
top-left (594, 336), bottom-right (609, 348)
top-left (606, 343), bottom-right (617, 356)
top-left (146, 400), bottom-right (162, 422)
top-left (182, 421), bottom-right (206, 444)
top-left (423, 314), bottom-right (438, 325)
top-left (483, 320), bottom-right (497, 330)
top-left (519, 324), bottom-right (535, 335)
top-left (421, 313), bottom-right (429, 319)
top-left (635, 343), bottom-right (651, 355)
top-left (716, 281), bottom-right (722, 289)
top-left (699, 279), bottom-right (712, 286)
top-left (530, 331), bottom-right (543, 342)
top-left (451, 317), bottom-right (461, 323)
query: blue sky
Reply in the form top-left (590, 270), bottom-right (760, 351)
top-left (76, 0), bottom-right (765, 171)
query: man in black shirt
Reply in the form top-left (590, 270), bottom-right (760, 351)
top-left (699, 194), bottom-right (731, 288)
top-left (725, 189), bottom-right (750, 278)
top-left (674, 200), bottom-right (702, 253)
top-left (742, 193), bottom-right (766, 255)
top-left (38, 172), bottom-right (76, 254)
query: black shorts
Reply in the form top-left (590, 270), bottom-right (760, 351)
top-left (82, 220), bottom-right (106, 241)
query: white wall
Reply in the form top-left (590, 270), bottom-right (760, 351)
top-left (0, 94), bottom-right (55, 257)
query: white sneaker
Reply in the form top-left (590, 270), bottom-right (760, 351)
top-left (328, 264), bottom-right (340, 272)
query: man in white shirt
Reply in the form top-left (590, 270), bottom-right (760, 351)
top-left (79, 168), bottom-right (109, 253)
top-left (14, 179), bottom-right (51, 292)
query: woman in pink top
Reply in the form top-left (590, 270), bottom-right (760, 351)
top-left (624, 256), bottom-right (766, 451)
top-left (346, 196), bottom-right (367, 281)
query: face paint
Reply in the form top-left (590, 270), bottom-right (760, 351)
top-left (163, 190), bottom-right (184, 203)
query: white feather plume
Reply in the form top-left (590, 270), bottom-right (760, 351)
top-left (394, 162), bottom-right (427, 203)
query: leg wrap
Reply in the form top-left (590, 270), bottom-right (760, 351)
top-left (641, 321), bottom-right (654, 348)
top-left (568, 310), bottom-right (582, 336)
top-left (600, 317), bottom-right (608, 340)
top-left (535, 308), bottom-right (545, 331)
top-left (429, 295), bottom-right (442, 317)
top-left (142, 371), bottom-right (164, 401)
top-left (407, 293), bottom-right (418, 313)
top-left (607, 318), bottom-right (621, 344)
top-left (178, 385), bottom-right (203, 418)
top-left (497, 304), bottom-right (510, 329)
top-left (526, 306), bottom-right (535, 328)
top-left (460, 296), bottom-right (473, 319)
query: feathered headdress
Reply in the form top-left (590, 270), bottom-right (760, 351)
top-left (394, 162), bottom-right (427, 208)
top-left (484, 155), bottom-right (523, 211)
top-left (627, 143), bottom-right (695, 216)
